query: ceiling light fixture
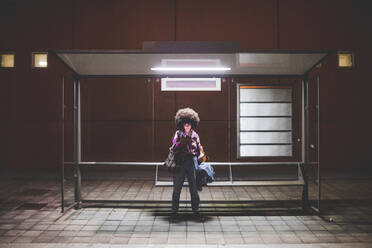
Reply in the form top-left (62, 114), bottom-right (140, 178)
top-left (150, 67), bottom-right (231, 71)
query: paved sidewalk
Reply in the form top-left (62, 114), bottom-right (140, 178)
top-left (0, 169), bottom-right (372, 247)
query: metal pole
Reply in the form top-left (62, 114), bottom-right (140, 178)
top-left (299, 81), bottom-right (306, 211)
top-left (151, 79), bottom-right (155, 173)
top-left (77, 79), bottom-right (82, 208)
top-left (317, 75), bottom-right (321, 211)
top-left (302, 79), bottom-right (309, 210)
top-left (228, 163), bottom-right (233, 184)
top-left (73, 79), bottom-right (82, 209)
top-left (155, 164), bottom-right (159, 184)
top-left (73, 79), bottom-right (77, 207)
top-left (228, 78), bottom-right (232, 184)
top-left (300, 163), bottom-right (307, 211)
top-left (297, 163), bottom-right (304, 184)
top-left (61, 76), bottom-right (65, 213)
top-left (301, 80), bottom-right (306, 164)
top-left (305, 80), bottom-right (309, 168)
top-left (236, 81), bottom-right (240, 158)
top-left (77, 80), bottom-right (81, 165)
top-left (228, 78), bottom-right (231, 161)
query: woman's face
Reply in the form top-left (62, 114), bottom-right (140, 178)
top-left (183, 123), bottom-right (191, 133)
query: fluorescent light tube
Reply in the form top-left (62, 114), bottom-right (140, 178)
top-left (151, 67), bottom-right (230, 71)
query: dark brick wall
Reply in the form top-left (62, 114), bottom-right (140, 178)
top-left (0, 0), bottom-right (371, 168)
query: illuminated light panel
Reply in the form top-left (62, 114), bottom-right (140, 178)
top-left (1, 54), bottom-right (15, 68)
top-left (338, 52), bottom-right (353, 67)
top-left (151, 67), bottom-right (231, 71)
top-left (161, 77), bottom-right (221, 91)
top-left (33, 53), bottom-right (48, 68)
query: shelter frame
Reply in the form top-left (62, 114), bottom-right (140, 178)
top-left (52, 49), bottom-right (330, 213)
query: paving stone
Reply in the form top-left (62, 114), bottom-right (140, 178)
top-left (116, 225), bottom-right (134, 232)
top-left (131, 232), bottom-right (151, 238)
top-left (0, 224), bottom-right (17, 230)
top-left (22, 230), bottom-right (43, 237)
top-left (273, 225), bottom-right (291, 231)
top-left (63, 225), bottom-right (83, 231)
top-left (136, 220), bottom-right (154, 226)
top-left (187, 225), bottom-right (204, 232)
top-left (298, 234), bottom-right (321, 243)
top-left (46, 224), bottom-right (66, 231)
top-left (290, 225), bottom-right (309, 231)
top-left (51, 236), bottom-right (74, 243)
top-left (224, 237), bottom-right (245, 244)
top-left (253, 220), bottom-right (270, 226)
top-left (39, 230), bottom-right (61, 237)
top-left (3, 230), bottom-right (26, 236)
top-left (13, 236), bottom-right (36, 243)
top-left (76, 230), bottom-right (97, 237)
top-left (255, 225), bottom-right (275, 232)
top-left (18, 223), bottom-right (40, 230)
top-left (31, 235), bottom-right (55, 243)
top-left (102, 220), bottom-right (121, 226)
top-left (70, 236), bottom-right (92, 243)
top-left (0, 236), bottom-right (17, 243)
top-left (0, 175), bottom-right (372, 247)
top-left (57, 230), bottom-right (77, 237)
top-left (81, 225), bottom-right (100, 231)
top-left (129, 237), bottom-right (150, 244)
top-left (99, 225), bottom-right (118, 231)
top-left (90, 236), bottom-right (112, 244)
top-left (134, 225), bottom-right (152, 232)
top-left (280, 234), bottom-right (302, 243)
top-left (261, 235), bottom-right (282, 244)
top-left (221, 225), bottom-right (240, 232)
top-left (203, 225), bottom-right (222, 231)
top-left (151, 225), bottom-right (169, 232)
top-left (169, 225), bottom-right (187, 232)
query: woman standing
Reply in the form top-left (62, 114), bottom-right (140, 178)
top-left (171, 107), bottom-right (203, 216)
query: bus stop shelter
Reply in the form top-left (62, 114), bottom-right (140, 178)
top-left (50, 43), bottom-right (332, 214)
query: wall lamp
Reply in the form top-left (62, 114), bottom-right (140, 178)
top-left (337, 51), bottom-right (354, 68)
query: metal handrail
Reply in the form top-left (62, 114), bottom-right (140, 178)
top-left (65, 161), bottom-right (304, 166)
top-left (63, 161), bottom-right (305, 189)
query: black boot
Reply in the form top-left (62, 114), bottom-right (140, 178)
top-left (170, 211), bottom-right (178, 222)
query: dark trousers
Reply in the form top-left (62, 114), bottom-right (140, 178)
top-left (172, 155), bottom-right (200, 212)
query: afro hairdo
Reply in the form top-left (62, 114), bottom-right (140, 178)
top-left (174, 107), bottom-right (200, 130)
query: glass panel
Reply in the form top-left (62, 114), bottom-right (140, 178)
top-left (240, 88), bottom-right (292, 102)
top-left (33, 53), bottom-right (48, 68)
top-left (240, 117), bottom-right (291, 131)
top-left (240, 145), bottom-right (292, 156)
top-left (1, 54), bottom-right (15, 67)
top-left (240, 132), bottom-right (291, 144)
top-left (240, 103), bottom-right (292, 116)
top-left (238, 86), bottom-right (294, 157)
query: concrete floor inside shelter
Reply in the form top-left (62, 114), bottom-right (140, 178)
top-left (0, 167), bottom-right (372, 248)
